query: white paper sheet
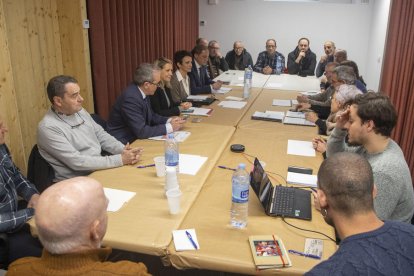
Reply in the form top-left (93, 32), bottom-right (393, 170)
top-left (172, 228), bottom-right (199, 251)
top-left (287, 172), bottom-right (317, 187)
top-left (272, 99), bottom-right (292, 107)
top-left (218, 101), bottom-right (247, 109)
top-left (252, 111), bottom-right (284, 121)
top-left (148, 131), bottom-right (191, 142)
top-left (266, 82), bottom-right (283, 88)
top-left (300, 90), bottom-right (320, 96)
top-left (179, 154), bottom-right (208, 175)
top-left (103, 187), bottom-right (136, 212)
top-left (287, 140), bottom-right (316, 157)
top-left (214, 87), bottom-right (232, 94)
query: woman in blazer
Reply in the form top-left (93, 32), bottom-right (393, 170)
top-left (170, 50), bottom-right (193, 103)
top-left (150, 57), bottom-right (192, 117)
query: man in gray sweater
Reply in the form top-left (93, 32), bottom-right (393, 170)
top-left (38, 75), bottom-right (143, 182)
top-left (326, 92), bottom-right (414, 223)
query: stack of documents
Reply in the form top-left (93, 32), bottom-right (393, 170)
top-left (287, 172), bottom-right (317, 187)
top-left (103, 188), bottom-right (136, 212)
top-left (185, 107), bottom-right (213, 116)
top-left (283, 111), bottom-right (315, 126)
top-left (218, 101), bottom-right (247, 109)
top-left (251, 111), bottom-right (284, 122)
top-left (187, 95), bottom-right (208, 101)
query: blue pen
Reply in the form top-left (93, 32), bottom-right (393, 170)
top-left (185, 231), bottom-right (198, 249)
top-left (288, 249), bottom-right (321, 260)
top-left (136, 164), bottom-right (155, 169)
top-left (218, 165), bottom-right (236, 171)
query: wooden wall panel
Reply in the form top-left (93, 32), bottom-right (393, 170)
top-left (0, 0), bottom-right (92, 174)
top-left (0, 0), bottom-right (25, 170)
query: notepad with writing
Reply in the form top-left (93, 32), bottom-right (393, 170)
top-left (249, 235), bottom-right (292, 270)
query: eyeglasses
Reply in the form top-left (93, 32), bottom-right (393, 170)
top-left (147, 81), bottom-right (161, 87)
top-left (266, 45), bottom-right (276, 48)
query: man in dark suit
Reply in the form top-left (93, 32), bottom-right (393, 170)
top-left (189, 45), bottom-right (222, 95)
top-left (107, 63), bottom-right (185, 143)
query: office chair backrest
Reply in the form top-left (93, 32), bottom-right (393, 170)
top-left (27, 144), bottom-right (55, 193)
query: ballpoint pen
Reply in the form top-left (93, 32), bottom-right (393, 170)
top-left (185, 231), bottom-right (198, 249)
top-left (136, 164), bottom-right (156, 169)
top-left (218, 165), bottom-right (236, 171)
top-left (288, 249), bottom-right (321, 260)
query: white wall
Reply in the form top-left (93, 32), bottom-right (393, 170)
top-left (199, 0), bottom-right (389, 90)
top-left (365, 0), bottom-right (391, 91)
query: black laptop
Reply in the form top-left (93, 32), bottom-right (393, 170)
top-left (250, 158), bottom-right (312, 220)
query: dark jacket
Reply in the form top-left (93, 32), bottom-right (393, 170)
top-left (149, 86), bottom-right (181, 117)
top-left (225, 49), bottom-right (254, 70)
top-left (107, 84), bottom-right (169, 143)
top-left (287, 47), bottom-right (317, 77)
top-left (188, 60), bottom-right (214, 95)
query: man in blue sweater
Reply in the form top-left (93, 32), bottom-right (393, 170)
top-left (307, 152), bottom-right (414, 275)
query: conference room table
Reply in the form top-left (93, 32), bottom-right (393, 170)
top-left (167, 90), bottom-right (336, 275)
top-left (263, 74), bottom-right (320, 92)
top-left (89, 123), bottom-right (235, 260)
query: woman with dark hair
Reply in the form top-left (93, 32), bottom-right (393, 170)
top-left (149, 57), bottom-right (192, 117)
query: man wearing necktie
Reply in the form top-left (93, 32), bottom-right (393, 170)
top-left (107, 63), bottom-right (185, 143)
top-left (189, 45), bottom-right (223, 95)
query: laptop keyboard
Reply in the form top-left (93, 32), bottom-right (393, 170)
top-left (272, 185), bottom-right (295, 216)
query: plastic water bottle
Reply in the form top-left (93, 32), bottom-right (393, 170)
top-left (165, 133), bottom-right (179, 172)
top-left (243, 81), bottom-right (250, 99)
top-left (244, 65), bottom-right (253, 88)
top-left (230, 163), bottom-right (250, 228)
top-left (276, 56), bottom-right (283, 75)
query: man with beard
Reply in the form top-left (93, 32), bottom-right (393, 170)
top-left (315, 41), bottom-right (336, 77)
top-left (287, 37), bottom-right (317, 77)
top-left (306, 152), bottom-right (414, 276)
top-left (326, 92), bottom-right (414, 223)
top-left (253, 39), bottom-right (285, 75)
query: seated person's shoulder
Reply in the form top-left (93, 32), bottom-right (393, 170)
top-left (98, 260), bottom-right (151, 275)
top-left (7, 257), bottom-right (41, 275)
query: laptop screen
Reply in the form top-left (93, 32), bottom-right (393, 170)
top-left (250, 158), bottom-right (272, 210)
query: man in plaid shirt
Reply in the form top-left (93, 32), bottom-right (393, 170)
top-left (0, 117), bottom-right (41, 265)
top-left (253, 38), bottom-right (285, 75)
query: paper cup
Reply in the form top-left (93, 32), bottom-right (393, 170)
top-left (165, 166), bottom-right (179, 192)
top-left (154, 156), bottom-right (165, 177)
top-left (166, 188), bottom-right (182, 215)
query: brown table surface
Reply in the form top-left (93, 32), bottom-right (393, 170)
top-left (88, 123), bottom-right (235, 258)
top-left (167, 95), bottom-right (336, 274)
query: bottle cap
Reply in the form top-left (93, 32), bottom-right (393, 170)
top-left (238, 163), bottom-right (246, 170)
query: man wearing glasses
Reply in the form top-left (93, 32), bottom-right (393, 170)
top-left (253, 39), bottom-right (285, 75)
top-left (38, 75), bottom-right (143, 182)
top-left (207, 40), bottom-right (229, 78)
top-left (225, 41), bottom-right (253, 71)
top-left (107, 63), bottom-right (185, 142)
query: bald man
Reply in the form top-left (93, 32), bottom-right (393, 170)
top-left (7, 177), bottom-right (151, 275)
